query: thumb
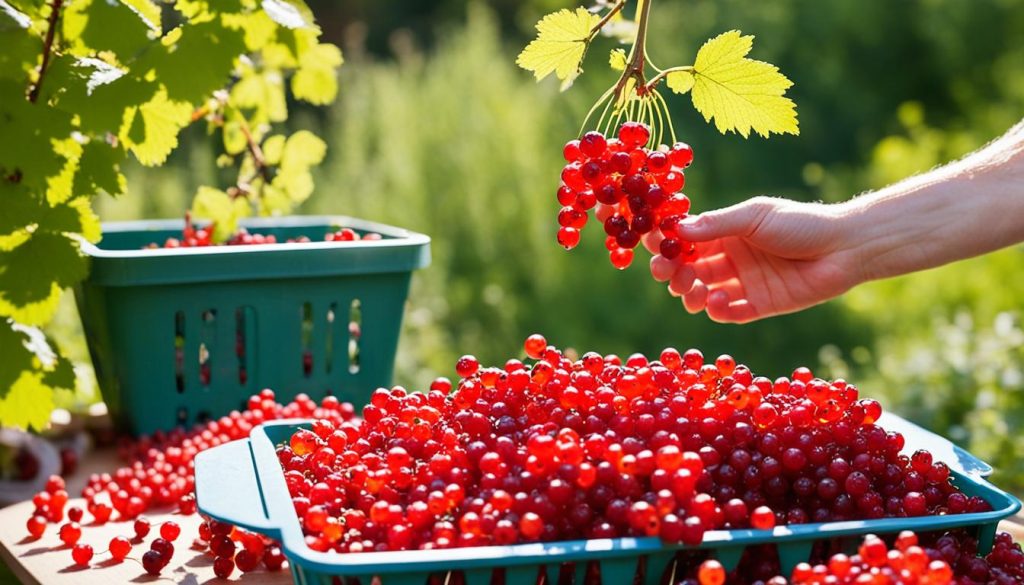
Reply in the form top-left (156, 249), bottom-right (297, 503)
top-left (677, 196), bottom-right (774, 242)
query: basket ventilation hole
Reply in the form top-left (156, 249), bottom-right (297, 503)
top-left (301, 302), bottom-right (313, 377)
top-left (235, 307), bottom-right (251, 385)
top-left (349, 299), bottom-right (361, 374)
top-left (326, 303), bottom-right (337, 374)
top-left (174, 311), bottom-right (185, 393)
top-left (199, 309), bottom-right (216, 387)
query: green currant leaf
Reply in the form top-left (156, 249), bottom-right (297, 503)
top-left (261, 0), bottom-right (311, 29)
top-left (120, 88), bottom-right (193, 166)
top-left (136, 20), bottom-right (246, 107)
top-left (74, 139), bottom-right (126, 196)
top-left (0, 232), bottom-right (88, 325)
top-left (61, 0), bottom-right (158, 63)
top-left (0, 371), bottom-right (55, 430)
top-left (261, 134), bottom-right (285, 165)
top-left (0, 80), bottom-right (74, 192)
top-left (291, 42), bottom-right (341, 105)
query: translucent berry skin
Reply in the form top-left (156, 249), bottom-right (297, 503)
top-left (109, 536), bottom-right (132, 561)
top-left (142, 550), bottom-right (164, 574)
top-left (670, 142), bottom-right (694, 168)
top-left (26, 515), bottom-right (46, 539)
top-left (557, 227), bottom-right (581, 250)
top-left (698, 559), bottom-right (726, 585)
top-left (134, 517), bottom-right (151, 539)
top-left (59, 522), bottom-right (81, 546)
top-left (71, 543), bottom-right (93, 566)
top-left (213, 556), bottom-right (235, 579)
top-left (160, 521), bottom-right (181, 541)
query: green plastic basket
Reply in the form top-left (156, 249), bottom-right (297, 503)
top-left (74, 216), bottom-right (430, 436)
top-left (194, 412), bottom-right (1021, 585)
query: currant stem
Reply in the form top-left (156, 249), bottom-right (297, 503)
top-left (588, 0), bottom-right (628, 42)
top-left (28, 0), bottom-right (64, 104)
top-left (645, 65), bottom-right (695, 93)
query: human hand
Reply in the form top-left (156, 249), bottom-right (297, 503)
top-left (644, 196), bottom-right (862, 323)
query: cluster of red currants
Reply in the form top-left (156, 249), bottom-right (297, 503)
top-left (789, 532), bottom-right (952, 585)
top-left (147, 213), bottom-right (381, 248)
top-left (24, 390), bottom-right (359, 577)
top-left (274, 334), bottom-right (986, 557)
top-left (557, 122), bottom-right (695, 269)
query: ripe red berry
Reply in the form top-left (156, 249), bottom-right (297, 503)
top-left (109, 536), bottom-right (131, 561)
top-left (26, 515), bottom-right (46, 539)
top-left (59, 522), bottom-right (81, 546)
top-left (618, 122), bottom-right (650, 147)
top-left (71, 543), bottom-right (93, 566)
top-left (134, 517), bottom-right (151, 539)
top-left (698, 559), bottom-right (726, 585)
top-left (213, 556), bottom-right (235, 579)
top-left (142, 550), bottom-right (165, 574)
top-left (160, 521), bottom-right (181, 541)
top-left (455, 355), bottom-right (479, 377)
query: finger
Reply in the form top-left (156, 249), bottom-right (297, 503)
top-left (690, 252), bottom-right (738, 287)
top-left (706, 289), bottom-right (760, 324)
top-left (682, 280), bottom-right (709, 313)
top-left (669, 264), bottom-right (697, 296)
top-left (650, 254), bottom-right (679, 282)
top-left (677, 197), bottom-right (774, 242)
top-left (641, 230), bottom-right (664, 256)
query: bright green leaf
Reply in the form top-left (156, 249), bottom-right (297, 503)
top-left (281, 129), bottom-right (325, 171)
top-left (136, 20), bottom-right (246, 107)
top-left (609, 48), bottom-right (626, 71)
top-left (683, 30), bottom-right (799, 138)
top-left (191, 186), bottom-right (239, 241)
top-left (666, 70), bottom-right (695, 95)
top-left (120, 88), bottom-right (193, 166)
top-left (291, 42), bottom-right (341, 105)
top-left (0, 80), bottom-right (74, 191)
top-left (516, 7), bottom-right (599, 89)
top-left (261, 134), bottom-right (285, 165)
top-left (222, 110), bottom-right (248, 155)
top-left (46, 137), bottom-right (83, 205)
top-left (74, 139), bottom-right (126, 196)
top-left (0, 371), bottom-right (54, 430)
top-left (230, 66), bottom-right (288, 123)
top-left (272, 168), bottom-right (313, 203)
top-left (61, 0), bottom-right (157, 62)
top-left (222, 10), bottom-right (277, 51)
top-left (0, 231), bottom-right (88, 325)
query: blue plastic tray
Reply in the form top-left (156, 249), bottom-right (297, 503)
top-left (194, 412), bottom-right (1021, 585)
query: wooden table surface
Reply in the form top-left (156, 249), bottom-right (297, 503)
top-left (1, 447), bottom-right (1023, 585)
top-left (0, 449), bottom-right (289, 585)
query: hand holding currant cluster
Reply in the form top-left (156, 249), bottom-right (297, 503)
top-left (557, 122), bottom-right (695, 270)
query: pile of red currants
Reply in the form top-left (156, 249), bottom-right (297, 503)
top-left (146, 212), bottom-right (381, 248)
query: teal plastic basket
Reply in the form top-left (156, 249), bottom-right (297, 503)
top-left (74, 216), bottom-right (430, 436)
top-left (194, 412), bottom-right (1021, 585)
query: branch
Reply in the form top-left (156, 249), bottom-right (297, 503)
top-left (645, 65), bottom-right (695, 92)
top-left (610, 0), bottom-right (653, 102)
top-left (238, 121), bottom-right (272, 184)
top-left (28, 0), bottom-right (64, 103)
top-left (587, 0), bottom-right (628, 42)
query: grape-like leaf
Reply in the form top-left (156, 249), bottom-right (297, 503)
top-left (191, 186), bottom-right (250, 241)
top-left (0, 4), bottom-right (39, 79)
top-left (667, 31), bottom-right (798, 138)
top-left (280, 130), bottom-right (326, 171)
top-left (0, 232), bottom-right (88, 325)
top-left (516, 7), bottom-right (600, 89)
top-left (136, 20), bottom-right (246, 107)
top-left (609, 48), bottom-right (626, 71)
top-left (261, 134), bottom-right (285, 165)
top-left (61, 0), bottom-right (157, 62)
top-left (0, 371), bottom-right (55, 430)
top-left (45, 137), bottom-right (83, 205)
top-left (120, 88), bottom-right (193, 166)
top-left (231, 64), bottom-right (288, 123)
top-left (74, 139), bottom-right (126, 196)
top-left (0, 80), bottom-right (75, 192)
top-left (291, 42), bottom-right (342, 105)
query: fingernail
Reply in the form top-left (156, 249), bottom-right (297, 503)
top-left (676, 215), bottom-right (700, 235)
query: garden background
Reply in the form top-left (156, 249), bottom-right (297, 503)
top-left (42, 0), bottom-right (1024, 496)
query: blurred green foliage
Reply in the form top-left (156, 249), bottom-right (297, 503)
top-left (73, 0), bottom-right (1024, 489)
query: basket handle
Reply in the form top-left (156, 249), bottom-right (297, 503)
top-left (878, 412), bottom-right (993, 478)
top-left (194, 438), bottom-right (282, 538)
